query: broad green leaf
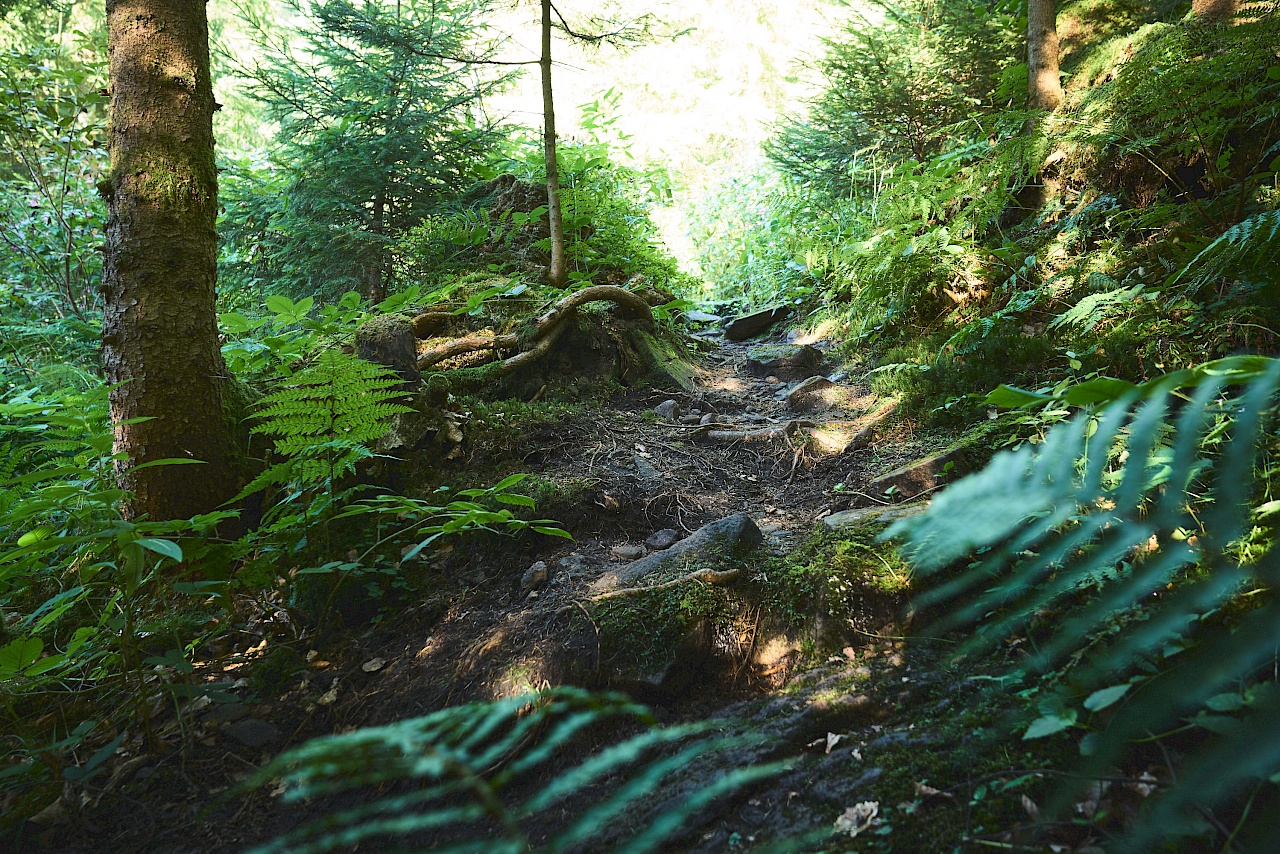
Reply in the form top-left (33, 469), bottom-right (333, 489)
top-left (1084, 684), bottom-right (1131, 712)
top-left (0, 638), bottom-right (44, 675)
top-left (986, 384), bottom-right (1052, 408)
top-left (1023, 709), bottom-right (1076, 739)
top-left (135, 538), bottom-right (183, 563)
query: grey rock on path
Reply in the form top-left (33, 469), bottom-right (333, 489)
top-left (724, 306), bottom-right (792, 341)
top-left (591, 513), bottom-right (764, 592)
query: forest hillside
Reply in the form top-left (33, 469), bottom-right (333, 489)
top-left (1, 0), bottom-right (1278, 851)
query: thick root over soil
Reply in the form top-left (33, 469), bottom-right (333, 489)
top-left (414, 285), bottom-right (655, 375)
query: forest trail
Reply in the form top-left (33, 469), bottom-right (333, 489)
top-left (62, 323), bottom-right (973, 853)
top-left (355, 323), bottom-right (918, 718)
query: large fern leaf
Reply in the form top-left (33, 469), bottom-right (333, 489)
top-left (244, 687), bottom-right (787, 854)
top-left (887, 358), bottom-right (1280, 847)
top-left (252, 348), bottom-right (412, 486)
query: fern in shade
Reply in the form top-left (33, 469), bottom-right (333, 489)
top-left (886, 357), bottom-right (1280, 848)
top-left (1170, 208), bottom-right (1280, 298)
top-left (243, 687), bottom-right (788, 854)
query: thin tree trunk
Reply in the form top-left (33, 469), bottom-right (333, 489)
top-left (1027, 0), bottom-right (1064, 112)
top-left (100, 0), bottom-right (239, 521)
top-left (367, 190), bottom-right (386, 303)
top-left (540, 0), bottom-right (567, 288)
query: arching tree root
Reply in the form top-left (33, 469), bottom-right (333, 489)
top-left (414, 285), bottom-right (655, 375)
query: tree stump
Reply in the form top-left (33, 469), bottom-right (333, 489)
top-left (355, 314), bottom-right (420, 390)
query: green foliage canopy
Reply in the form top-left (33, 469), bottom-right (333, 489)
top-left (222, 0), bottom-right (513, 300)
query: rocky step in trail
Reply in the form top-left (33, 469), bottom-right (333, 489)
top-left (45, 310), bottom-right (1069, 853)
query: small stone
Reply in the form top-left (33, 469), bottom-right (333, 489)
top-left (765, 376), bottom-right (781, 384)
top-left (226, 719), bottom-right (280, 748)
top-left (679, 414), bottom-right (702, 424)
top-left (361, 657), bottom-right (386, 673)
top-left (684, 310), bottom-right (722, 324)
top-left (558, 554), bottom-right (585, 573)
top-left (644, 529), bottom-right (682, 550)
top-left (611, 544), bottom-right (646, 561)
top-left (689, 408), bottom-right (702, 416)
top-left (521, 560), bottom-right (549, 591)
top-left (699, 413), bottom-right (716, 425)
top-left (654, 400), bottom-right (680, 421)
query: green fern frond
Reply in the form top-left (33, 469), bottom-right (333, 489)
top-left (1170, 208), bottom-right (1280, 295)
top-left (244, 687), bottom-right (788, 854)
top-left (252, 349), bottom-right (412, 480)
top-left (887, 358), bottom-right (1280, 846)
top-left (1048, 281), bottom-right (1147, 333)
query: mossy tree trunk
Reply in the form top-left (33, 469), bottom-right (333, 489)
top-left (1027, 0), bottom-right (1064, 112)
top-left (100, 0), bottom-right (239, 521)
top-left (540, 0), bottom-right (568, 288)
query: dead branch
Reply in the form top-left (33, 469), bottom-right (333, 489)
top-left (587, 566), bottom-right (741, 602)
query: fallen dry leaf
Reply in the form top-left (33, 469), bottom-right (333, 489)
top-left (833, 801), bottom-right (880, 837)
top-left (913, 782), bottom-right (953, 800)
top-left (316, 678), bottom-right (340, 706)
top-left (361, 657), bottom-right (386, 673)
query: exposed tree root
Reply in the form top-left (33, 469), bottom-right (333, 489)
top-left (418, 333), bottom-right (517, 370)
top-left (689, 420), bottom-right (816, 443)
top-left (586, 566), bottom-right (742, 603)
top-left (843, 401), bottom-right (899, 452)
top-left (410, 311), bottom-right (457, 338)
top-left (415, 285), bottom-right (655, 374)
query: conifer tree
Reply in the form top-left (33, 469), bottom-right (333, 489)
top-left (1027, 0), bottom-right (1064, 111)
top-left (233, 0), bottom-right (510, 301)
top-left (100, 0), bottom-right (239, 522)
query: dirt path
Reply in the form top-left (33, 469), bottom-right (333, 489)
top-left (45, 328), bottom-right (990, 853)
top-left (349, 330), bottom-right (921, 717)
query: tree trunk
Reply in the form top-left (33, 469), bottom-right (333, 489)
top-left (540, 0), bottom-right (567, 288)
top-left (1027, 0), bottom-right (1064, 112)
top-left (366, 190), bottom-right (387, 303)
top-left (101, 0), bottom-right (239, 521)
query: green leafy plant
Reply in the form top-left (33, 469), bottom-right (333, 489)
top-left (887, 356), bottom-right (1280, 846)
top-left (244, 686), bottom-right (787, 854)
top-left (0, 41), bottom-right (106, 324)
top-left (0, 385), bottom-right (235, 796)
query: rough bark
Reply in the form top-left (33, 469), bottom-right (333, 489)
top-left (540, 0), bottom-right (568, 288)
top-left (101, 0), bottom-right (238, 521)
top-left (1027, 0), bottom-right (1064, 112)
